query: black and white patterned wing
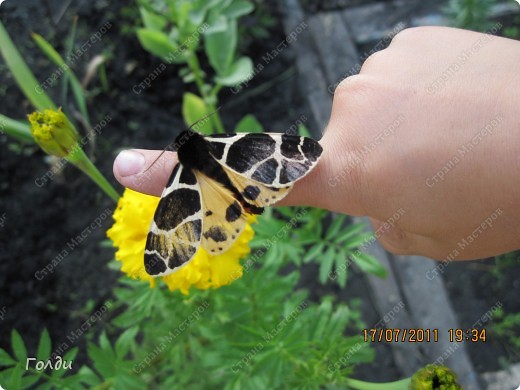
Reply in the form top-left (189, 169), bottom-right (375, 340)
top-left (205, 133), bottom-right (322, 207)
top-left (144, 164), bottom-right (203, 277)
top-left (194, 171), bottom-right (249, 255)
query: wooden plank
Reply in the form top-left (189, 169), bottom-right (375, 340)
top-left (307, 12), bottom-right (359, 88)
top-left (355, 217), bottom-right (424, 376)
top-left (281, 0), bottom-right (331, 131)
top-left (393, 254), bottom-right (482, 389)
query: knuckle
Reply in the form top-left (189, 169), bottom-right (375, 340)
top-left (334, 74), bottom-right (377, 101)
top-left (360, 49), bottom-right (389, 72)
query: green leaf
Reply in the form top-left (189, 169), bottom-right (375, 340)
top-left (136, 28), bottom-right (179, 61)
top-left (52, 347), bottom-right (78, 379)
top-left (139, 7), bottom-right (168, 31)
top-left (112, 309), bottom-right (143, 328)
top-left (234, 114), bottom-right (263, 133)
top-left (21, 374), bottom-right (40, 388)
top-left (32, 33), bottom-right (89, 123)
top-left (115, 327), bottom-right (139, 359)
top-left (0, 21), bottom-right (56, 111)
top-left (182, 92), bottom-right (213, 134)
top-left (0, 348), bottom-right (16, 367)
top-left (327, 306), bottom-right (351, 336)
top-left (188, 6), bottom-right (207, 26)
top-left (311, 299), bottom-right (333, 339)
top-left (335, 253), bottom-right (348, 288)
top-left (343, 233), bottom-right (373, 249)
top-left (10, 363), bottom-right (22, 390)
top-left (205, 19), bottom-right (237, 75)
top-left (75, 366), bottom-right (100, 387)
top-left (335, 222), bottom-right (367, 244)
top-left (204, 14), bottom-right (228, 34)
top-left (87, 343), bottom-right (116, 379)
top-left (303, 242), bottom-right (324, 263)
top-left (319, 247), bottom-right (336, 284)
top-left (215, 56), bottom-right (253, 86)
top-left (63, 347), bottom-right (78, 362)
top-left (36, 329), bottom-right (51, 361)
top-left (99, 332), bottom-right (113, 355)
top-left (11, 330), bottom-right (27, 363)
top-left (115, 371), bottom-right (146, 389)
top-left (223, 1), bottom-right (254, 19)
top-left (351, 252), bottom-right (387, 277)
top-left (326, 215), bottom-right (347, 240)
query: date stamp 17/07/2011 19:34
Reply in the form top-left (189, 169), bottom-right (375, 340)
top-left (362, 328), bottom-right (488, 343)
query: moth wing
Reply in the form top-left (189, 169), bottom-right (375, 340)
top-left (221, 167), bottom-right (292, 208)
top-left (145, 164), bottom-right (203, 277)
top-left (194, 171), bottom-right (249, 255)
top-left (205, 132), bottom-right (322, 207)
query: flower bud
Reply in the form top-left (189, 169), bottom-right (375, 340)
top-left (28, 108), bottom-right (79, 158)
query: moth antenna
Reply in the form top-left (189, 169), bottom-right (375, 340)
top-left (142, 108), bottom-right (222, 174)
top-left (187, 106), bottom-right (221, 132)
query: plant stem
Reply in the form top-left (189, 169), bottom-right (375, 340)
top-left (0, 114), bottom-right (34, 143)
top-left (186, 52), bottom-right (225, 133)
top-left (68, 147), bottom-right (120, 202)
top-left (345, 377), bottom-right (411, 390)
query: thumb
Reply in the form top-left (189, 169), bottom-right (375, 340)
top-left (113, 149), bottom-right (177, 196)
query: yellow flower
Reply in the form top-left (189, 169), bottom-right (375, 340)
top-left (28, 108), bottom-right (79, 158)
top-left (107, 188), bottom-right (255, 294)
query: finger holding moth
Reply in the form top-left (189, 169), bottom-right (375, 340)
top-left (113, 149), bottom-right (177, 196)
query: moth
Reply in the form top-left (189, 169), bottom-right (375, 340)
top-left (144, 128), bottom-right (323, 276)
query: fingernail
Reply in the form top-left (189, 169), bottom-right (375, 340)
top-left (115, 150), bottom-right (145, 177)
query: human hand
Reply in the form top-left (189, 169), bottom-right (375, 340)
top-left (113, 27), bottom-right (520, 261)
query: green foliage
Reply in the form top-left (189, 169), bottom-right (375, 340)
top-left (0, 22), bottom-right (56, 112)
top-left (492, 307), bottom-right (520, 350)
top-left (491, 250), bottom-right (520, 279)
top-left (0, 329), bottom-right (81, 389)
top-left (135, 0), bottom-right (259, 132)
top-left (501, 15), bottom-right (520, 39)
top-left (0, 261), bottom-right (375, 388)
top-left (238, 0), bottom-right (276, 43)
top-left (443, 0), bottom-right (497, 32)
top-left (105, 263), bottom-right (373, 389)
top-left (253, 207), bottom-right (386, 288)
top-left (32, 33), bottom-right (89, 122)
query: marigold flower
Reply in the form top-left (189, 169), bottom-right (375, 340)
top-left (410, 364), bottom-right (462, 389)
top-left (107, 188), bottom-right (255, 294)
